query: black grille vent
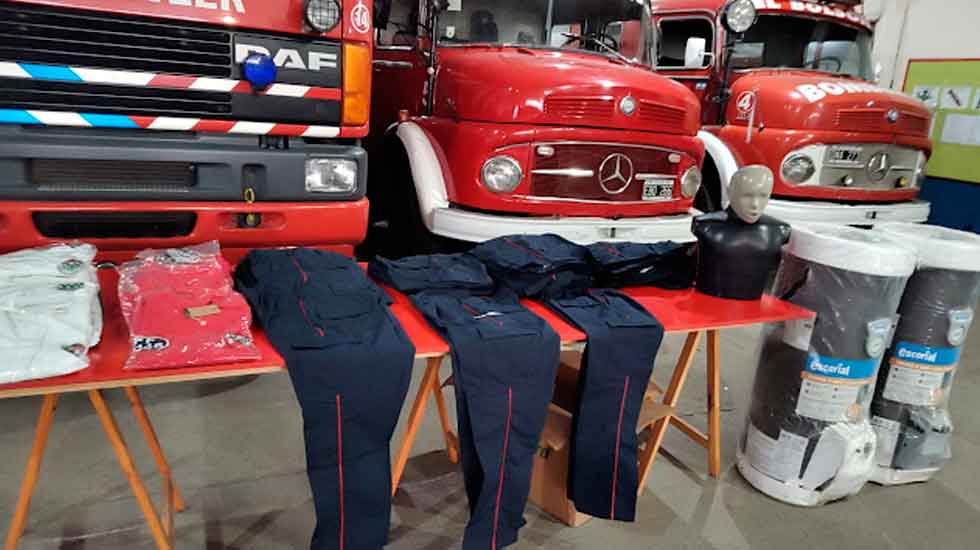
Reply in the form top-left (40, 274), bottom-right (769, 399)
top-left (34, 212), bottom-right (197, 239)
top-left (0, 78), bottom-right (232, 117)
top-left (0, 3), bottom-right (232, 77)
top-left (31, 159), bottom-right (196, 193)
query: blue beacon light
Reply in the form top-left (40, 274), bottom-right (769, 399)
top-left (243, 52), bottom-right (277, 89)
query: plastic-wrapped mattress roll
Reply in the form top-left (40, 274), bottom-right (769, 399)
top-left (868, 224), bottom-right (980, 485)
top-left (737, 224), bottom-right (915, 506)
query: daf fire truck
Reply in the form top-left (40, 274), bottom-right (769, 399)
top-left (367, 0), bottom-right (706, 255)
top-left (0, 0), bottom-right (375, 255)
top-left (652, 0), bottom-right (933, 225)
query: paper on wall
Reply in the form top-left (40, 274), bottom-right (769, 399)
top-left (940, 114), bottom-right (980, 145)
top-left (940, 86), bottom-right (972, 110)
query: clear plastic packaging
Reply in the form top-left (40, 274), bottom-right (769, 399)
top-left (737, 224), bottom-right (915, 506)
top-left (118, 241), bottom-right (259, 370)
top-left (0, 243), bottom-right (102, 384)
top-left (868, 223), bottom-right (980, 485)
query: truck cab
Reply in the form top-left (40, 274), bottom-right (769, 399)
top-left (652, 0), bottom-right (933, 225)
top-left (0, 0), bottom-right (375, 255)
top-left (368, 0), bottom-right (705, 255)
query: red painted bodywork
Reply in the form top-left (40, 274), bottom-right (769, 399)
top-left (7, 0), bottom-right (373, 43)
top-left (373, 42), bottom-right (704, 218)
top-left (653, 0), bottom-right (932, 203)
top-left (1, 0), bottom-right (373, 251)
top-left (0, 200), bottom-right (369, 253)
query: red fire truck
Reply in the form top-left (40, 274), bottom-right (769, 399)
top-left (651, 0), bottom-right (933, 224)
top-left (0, 0), bottom-right (375, 255)
top-left (367, 0), bottom-right (705, 255)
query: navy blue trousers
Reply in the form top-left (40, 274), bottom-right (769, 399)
top-left (546, 290), bottom-right (664, 521)
top-left (236, 249), bottom-right (415, 550)
top-left (471, 236), bottom-right (665, 521)
top-left (586, 241), bottom-right (695, 290)
top-left (411, 291), bottom-right (560, 549)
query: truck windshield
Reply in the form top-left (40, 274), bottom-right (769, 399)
top-left (729, 15), bottom-right (873, 80)
top-left (436, 0), bottom-right (655, 66)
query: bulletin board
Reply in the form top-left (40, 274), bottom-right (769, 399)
top-left (903, 58), bottom-right (980, 184)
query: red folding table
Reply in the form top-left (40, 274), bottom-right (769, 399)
top-left (402, 287), bottom-right (815, 493)
top-left (0, 268), bottom-right (450, 550)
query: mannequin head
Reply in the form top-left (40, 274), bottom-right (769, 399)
top-left (729, 165), bottom-right (774, 224)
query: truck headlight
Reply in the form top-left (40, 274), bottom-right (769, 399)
top-left (481, 156), bottom-right (523, 193)
top-left (306, 158), bottom-right (358, 193)
top-left (781, 154), bottom-right (816, 184)
top-left (305, 0), bottom-right (341, 32)
top-left (721, 0), bottom-right (757, 34)
top-left (681, 166), bottom-right (702, 198)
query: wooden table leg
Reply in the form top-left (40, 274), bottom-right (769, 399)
top-left (124, 387), bottom-right (186, 513)
top-left (4, 394), bottom-right (59, 550)
top-left (391, 356), bottom-right (443, 496)
top-left (637, 331), bottom-right (702, 493)
top-left (88, 390), bottom-right (172, 550)
top-left (706, 330), bottom-right (722, 479)
top-left (430, 369), bottom-right (458, 464)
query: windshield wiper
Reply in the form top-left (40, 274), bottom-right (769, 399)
top-left (561, 32), bottom-right (632, 65)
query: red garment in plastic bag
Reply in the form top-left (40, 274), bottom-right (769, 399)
top-left (119, 242), bottom-right (260, 370)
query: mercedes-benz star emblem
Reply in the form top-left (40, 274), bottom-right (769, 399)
top-left (599, 153), bottom-right (634, 194)
top-left (886, 108), bottom-right (900, 124)
top-left (867, 151), bottom-right (892, 182)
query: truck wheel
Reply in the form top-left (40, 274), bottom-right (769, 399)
top-left (694, 157), bottom-right (723, 213)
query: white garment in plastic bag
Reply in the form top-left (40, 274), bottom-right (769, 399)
top-left (0, 243), bottom-right (102, 384)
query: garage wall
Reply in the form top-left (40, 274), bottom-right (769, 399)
top-left (873, 0), bottom-right (980, 89)
top-left (871, 0), bottom-right (980, 233)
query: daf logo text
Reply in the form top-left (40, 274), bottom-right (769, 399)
top-left (235, 44), bottom-right (337, 71)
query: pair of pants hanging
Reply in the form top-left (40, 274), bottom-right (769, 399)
top-left (410, 290), bottom-right (560, 550)
top-left (545, 290), bottom-right (664, 521)
top-left (471, 236), bottom-right (666, 521)
top-left (370, 253), bottom-right (559, 549)
top-left (236, 249), bottom-right (415, 550)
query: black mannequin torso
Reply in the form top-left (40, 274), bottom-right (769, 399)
top-left (693, 208), bottom-right (792, 300)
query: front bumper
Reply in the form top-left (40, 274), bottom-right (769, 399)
top-left (431, 207), bottom-right (697, 244)
top-left (765, 199), bottom-right (931, 225)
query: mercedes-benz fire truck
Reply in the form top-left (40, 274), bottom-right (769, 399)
top-left (367, 0), bottom-right (705, 255)
top-left (653, 0), bottom-right (933, 225)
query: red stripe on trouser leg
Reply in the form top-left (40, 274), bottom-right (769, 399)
top-left (336, 394), bottom-right (345, 550)
top-left (611, 376), bottom-right (630, 520)
top-left (491, 388), bottom-right (513, 550)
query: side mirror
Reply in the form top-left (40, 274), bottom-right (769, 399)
top-left (374, 0), bottom-right (392, 30)
top-left (430, 0), bottom-right (450, 14)
top-left (684, 37), bottom-right (708, 69)
top-left (874, 61), bottom-right (883, 84)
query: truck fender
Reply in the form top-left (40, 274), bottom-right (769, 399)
top-left (698, 130), bottom-right (740, 208)
top-left (390, 122), bottom-right (450, 231)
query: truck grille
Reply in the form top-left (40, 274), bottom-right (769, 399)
top-left (530, 142), bottom-right (679, 202)
top-left (544, 96), bottom-right (615, 121)
top-left (836, 109), bottom-right (930, 136)
top-left (0, 78), bottom-right (232, 117)
top-left (33, 212), bottom-right (197, 239)
top-left (0, 3), bottom-right (232, 77)
top-left (638, 100), bottom-right (688, 132)
top-left (31, 159), bottom-right (195, 193)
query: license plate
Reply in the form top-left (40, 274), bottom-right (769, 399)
top-left (642, 179), bottom-right (674, 201)
top-left (827, 145), bottom-right (863, 166)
